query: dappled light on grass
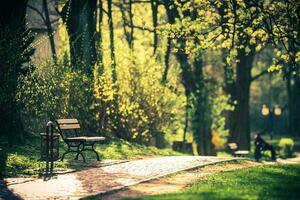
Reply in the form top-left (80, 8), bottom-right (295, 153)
top-left (96, 138), bottom-right (184, 160)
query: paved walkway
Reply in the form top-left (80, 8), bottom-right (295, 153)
top-left (4, 156), bottom-right (237, 200)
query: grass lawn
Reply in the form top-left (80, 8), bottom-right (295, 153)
top-left (0, 134), bottom-right (183, 178)
top-left (127, 164), bottom-right (300, 200)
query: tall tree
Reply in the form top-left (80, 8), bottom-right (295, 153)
top-left (233, 45), bottom-right (256, 149)
top-left (61, 0), bottom-right (97, 75)
top-left (42, 0), bottom-right (57, 63)
top-left (27, 0), bottom-right (58, 63)
top-left (164, 1), bottom-right (215, 155)
top-left (96, 0), bottom-right (105, 75)
top-left (271, 1), bottom-right (300, 137)
top-left (118, 0), bottom-right (134, 50)
top-left (0, 0), bottom-right (34, 146)
top-left (107, 0), bottom-right (117, 82)
top-left (217, 0), bottom-right (267, 150)
top-left (248, 0), bottom-right (300, 137)
top-left (151, 0), bottom-right (158, 55)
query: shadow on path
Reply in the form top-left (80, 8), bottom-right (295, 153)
top-left (0, 179), bottom-right (21, 200)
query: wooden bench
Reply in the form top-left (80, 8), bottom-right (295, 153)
top-left (56, 119), bottom-right (105, 162)
top-left (227, 143), bottom-right (250, 157)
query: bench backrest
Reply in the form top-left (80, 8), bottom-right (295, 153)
top-left (227, 143), bottom-right (238, 150)
top-left (56, 119), bottom-right (81, 140)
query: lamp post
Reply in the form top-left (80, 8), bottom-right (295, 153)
top-left (261, 104), bottom-right (282, 139)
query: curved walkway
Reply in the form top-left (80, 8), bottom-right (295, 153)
top-left (4, 156), bottom-right (238, 200)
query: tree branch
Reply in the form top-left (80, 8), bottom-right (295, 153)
top-left (124, 21), bottom-right (155, 33)
top-left (251, 70), bottom-right (269, 82)
top-left (27, 4), bottom-right (47, 24)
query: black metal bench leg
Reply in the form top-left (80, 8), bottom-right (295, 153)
top-left (74, 144), bottom-right (80, 160)
top-left (91, 143), bottom-right (100, 161)
top-left (75, 143), bottom-right (86, 162)
top-left (61, 145), bottom-right (71, 161)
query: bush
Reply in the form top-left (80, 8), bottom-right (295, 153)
top-left (278, 138), bottom-right (294, 158)
top-left (94, 55), bottom-right (181, 143)
top-left (18, 55), bottom-right (98, 134)
top-left (19, 50), bottom-right (183, 144)
top-left (211, 131), bottom-right (226, 149)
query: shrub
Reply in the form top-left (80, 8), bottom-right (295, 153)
top-left (94, 55), bottom-right (181, 143)
top-left (211, 131), bottom-right (225, 149)
top-left (19, 50), bottom-right (183, 144)
top-left (278, 138), bottom-right (294, 158)
top-left (18, 55), bottom-right (98, 134)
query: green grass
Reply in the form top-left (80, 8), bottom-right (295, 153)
top-left (0, 135), bottom-right (184, 178)
top-left (127, 164), bottom-right (300, 200)
top-left (96, 138), bottom-right (184, 160)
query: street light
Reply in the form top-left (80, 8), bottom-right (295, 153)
top-left (261, 104), bottom-right (270, 116)
top-left (261, 104), bottom-right (282, 139)
top-left (274, 105), bottom-right (282, 116)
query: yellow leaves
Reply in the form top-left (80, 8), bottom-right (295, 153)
top-left (295, 52), bottom-right (300, 63)
top-left (244, 28), bottom-right (253, 36)
top-left (232, 49), bottom-right (238, 57)
top-left (221, 40), bottom-right (231, 49)
top-left (226, 56), bottom-right (232, 65)
top-left (249, 38), bottom-right (256, 45)
top-left (249, 6), bottom-right (257, 14)
top-left (132, 131), bottom-right (138, 139)
top-left (274, 49), bottom-right (290, 62)
top-left (255, 44), bottom-right (262, 52)
top-left (245, 46), bottom-right (251, 55)
top-left (92, 48), bottom-right (180, 141)
top-left (94, 74), bottom-right (115, 102)
top-left (281, 54), bottom-right (290, 62)
top-left (268, 64), bottom-right (283, 72)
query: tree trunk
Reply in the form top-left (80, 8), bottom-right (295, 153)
top-left (287, 29), bottom-right (300, 137)
top-left (107, 0), bottom-right (117, 82)
top-left (292, 76), bottom-right (300, 137)
top-left (128, 0), bottom-right (134, 50)
top-left (161, 37), bottom-right (171, 83)
top-left (42, 0), bottom-right (57, 63)
top-left (61, 0), bottom-right (97, 75)
top-left (285, 68), bottom-right (294, 135)
top-left (222, 49), bottom-right (236, 140)
top-left (0, 0), bottom-right (30, 146)
top-left (96, 0), bottom-right (104, 75)
top-left (183, 91), bottom-right (189, 142)
top-left (164, 2), bottom-right (214, 155)
top-left (233, 48), bottom-right (255, 150)
top-left (193, 56), bottom-right (214, 156)
top-left (151, 0), bottom-right (158, 55)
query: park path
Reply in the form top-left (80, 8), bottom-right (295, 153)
top-left (4, 156), bottom-right (237, 200)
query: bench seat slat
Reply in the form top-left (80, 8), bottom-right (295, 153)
top-left (84, 136), bottom-right (106, 142)
top-left (234, 150), bottom-right (250, 155)
top-left (57, 119), bottom-right (79, 124)
top-left (65, 136), bottom-right (106, 142)
top-left (227, 143), bottom-right (238, 150)
top-left (59, 124), bottom-right (80, 130)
